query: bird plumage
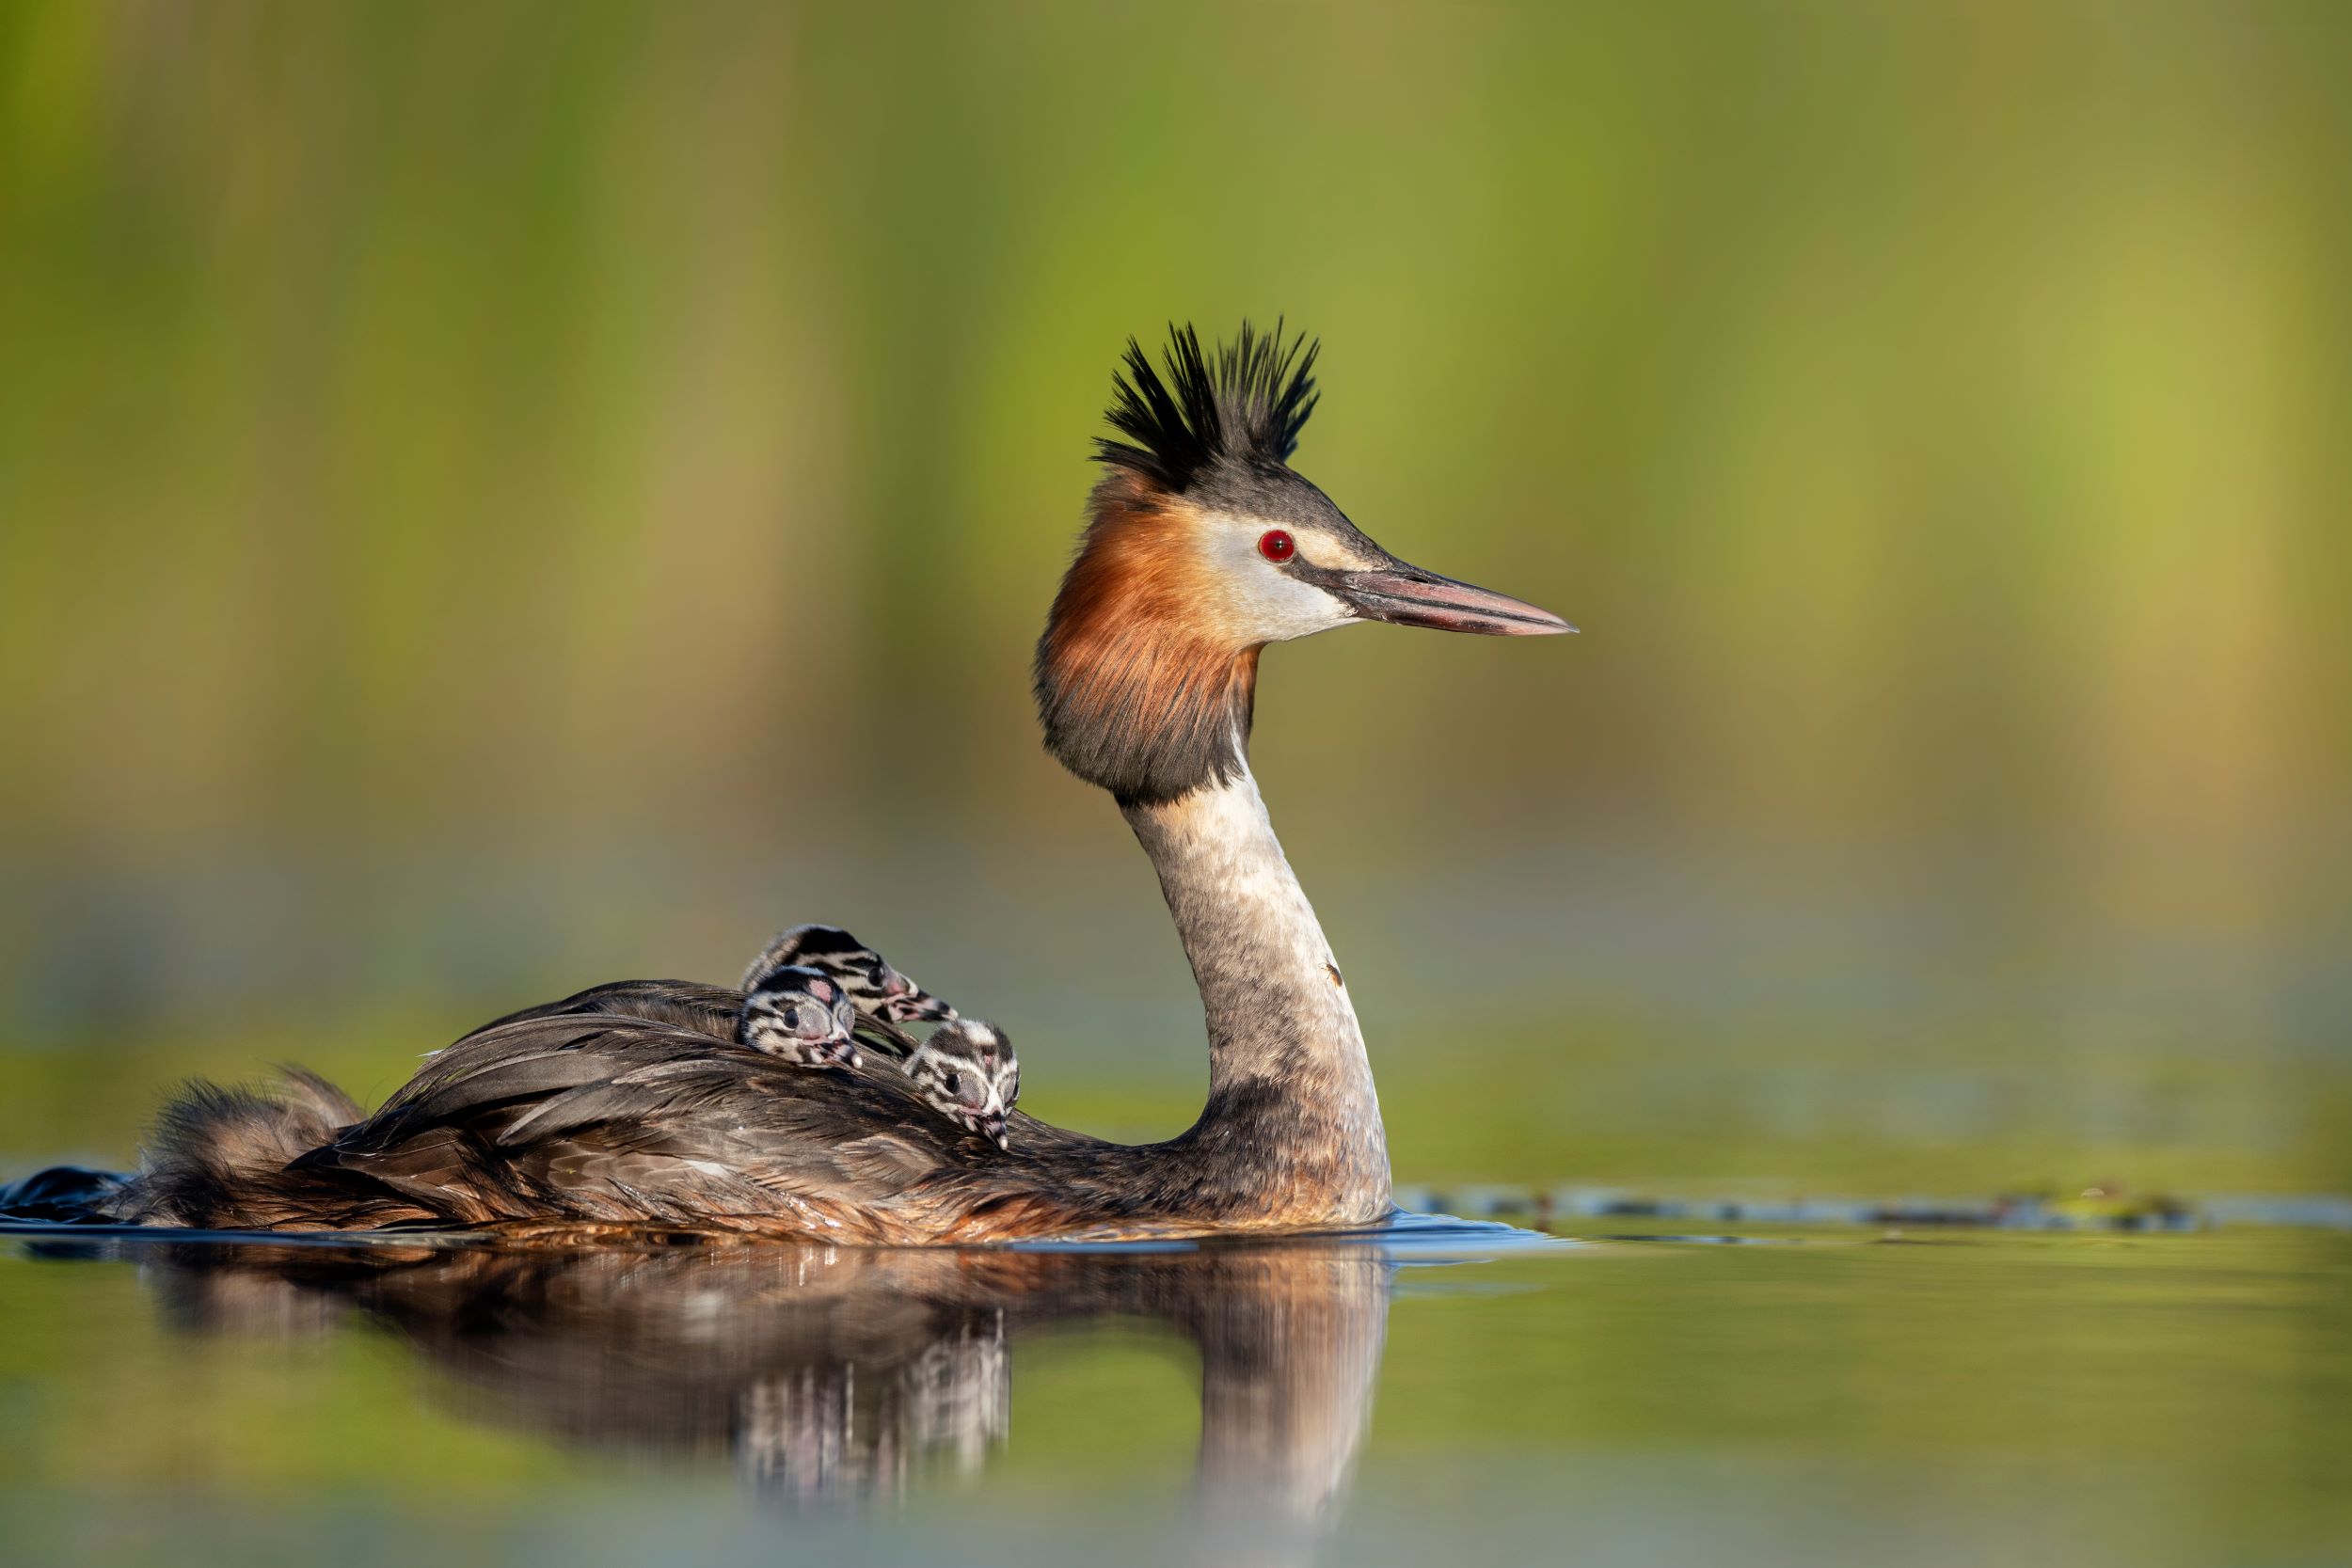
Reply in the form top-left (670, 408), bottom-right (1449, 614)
top-left (738, 964), bottom-right (861, 1068)
top-left (741, 924), bottom-right (956, 1024)
top-left (39, 320), bottom-right (1573, 1243)
top-left (902, 1018), bottom-right (1020, 1149)
top-left (1096, 321), bottom-right (1320, 492)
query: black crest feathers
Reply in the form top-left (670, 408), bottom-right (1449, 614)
top-left (1096, 321), bottom-right (1321, 491)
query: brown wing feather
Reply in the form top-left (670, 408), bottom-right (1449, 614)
top-left (471, 978), bottom-right (746, 1042)
top-left (105, 980), bottom-right (1267, 1243)
top-left (295, 1010), bottom-right (985, 1230)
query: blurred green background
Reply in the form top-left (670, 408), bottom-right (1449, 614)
top-left (3, 0), bottom-right (2346, 1197)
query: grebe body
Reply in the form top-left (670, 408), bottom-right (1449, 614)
top-left (96, 323), bottom-right (1572, 1242)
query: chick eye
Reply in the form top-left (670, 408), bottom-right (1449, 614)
top-left (943, 1071), bottom-right (962, 1095)
top-left (1258, 530), bottom-right (1295, 562)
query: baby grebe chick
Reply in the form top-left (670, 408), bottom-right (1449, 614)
top-left (739, 931), bottom-right (1009, 1148)
top-left (902, 1020), bottom-right (1020, 1150)
top-left (742, 925), bottom-right (956, 1024)
top-left (739, 965), bottom-right (860, 1069)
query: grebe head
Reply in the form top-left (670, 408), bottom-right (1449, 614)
top-left (739, 965), bottom-right (861, 1069)
top-left (1035, 322), bottom-right (1574, 804)
top-left (741, 924), bottom-right (955, 1024)
top-left (903, 1019), bottom-right (1020, 1150)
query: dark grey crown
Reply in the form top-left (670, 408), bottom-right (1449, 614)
top-left (1096, 321), bottom-right (1320, 494)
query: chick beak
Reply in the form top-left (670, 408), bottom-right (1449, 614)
top-left (885, 990), bottom-right (958, 1023)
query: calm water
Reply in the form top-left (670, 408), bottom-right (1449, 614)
top-left (2, 1212), bottom-right (2346, 1568)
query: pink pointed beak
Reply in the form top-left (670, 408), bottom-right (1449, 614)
top-left (1336, 563), bottom-right (1575, 636)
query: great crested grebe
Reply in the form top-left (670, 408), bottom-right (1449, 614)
top-left (742, 925), bottom-right (957, 1025)
top-left (98, 322), bottom-right (1571, 1242)
top-left (738, 965), bottom-right (862, 1069)
top-left (901, 1019), bottom-right (1020, 1150)
top-left (742, 930), bottom-right (1013, 1143)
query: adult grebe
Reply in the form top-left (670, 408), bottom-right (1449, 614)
top-left (103, 323), bottom-right (1572, 1242)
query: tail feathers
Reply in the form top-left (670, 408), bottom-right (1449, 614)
top-left (112, 1067), bottom-right (370, 1228)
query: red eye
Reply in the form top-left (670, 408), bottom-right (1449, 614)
top-left (1258, 530), bottom-right (1295, 562)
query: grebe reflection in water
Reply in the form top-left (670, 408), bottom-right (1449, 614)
top-left (125, 1233), bottom-right (1397, 1524)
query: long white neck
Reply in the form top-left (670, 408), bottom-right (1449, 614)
top-left (1122, 765), bottom-right (1391, 1226)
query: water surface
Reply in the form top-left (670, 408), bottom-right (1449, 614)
top-left (3, 1212), bottom-right (2345, 1567)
